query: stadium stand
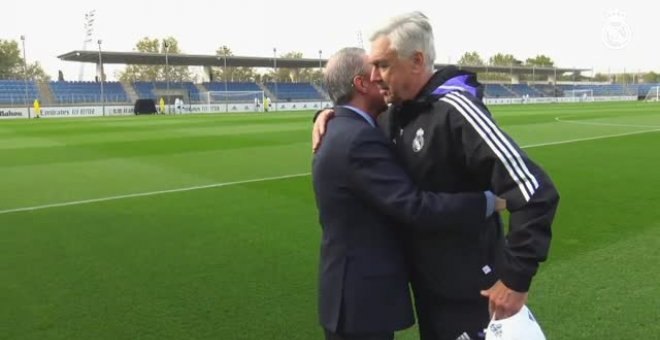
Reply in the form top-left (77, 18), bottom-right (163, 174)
top-left (494, 83), bottom-right (647, 98)
top-left (199, 82), bottom-right (263, 102)
top-left (484, 84), bottom-right (513, 98)
top-left (639, 84), bottom-right (658, 97)
top-left (5, 79), bottom-right (660, 107)
top-left (50, 81), bottom-right (128, 104)
top-left (509, 84), bottom-right (544, 97)
top-left (263, 82), bottom-right (324, 101)
top-left (532, 84), bottom-right (562, 97)
top-left (134, 81), bottom-right (200, 101)
top-left (0, 80), bottom-right (40, 105)
top-left (203, 82), bottom-right (262, 92)
top-left (554, 84), bottom-right (638, 97)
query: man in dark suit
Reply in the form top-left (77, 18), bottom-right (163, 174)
top-left (313, 47), bottom-right (506, 340)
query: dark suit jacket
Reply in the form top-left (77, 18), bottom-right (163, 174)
top-left (312, 106), bottom-right (487, 334)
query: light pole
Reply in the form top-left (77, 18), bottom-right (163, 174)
top-left (273, 47), bottom-right (278, 112)
top-left (318, 49), bottom-right (323, 109)
top-left (318, 49), bottom-right (323, 79)
top-left (164, 41), bottom-right (170, 114)
top-left (97, 39), bottom-right (105, 116)
top-left (20, 35), bottom-right (31, 119)
top-left (485, 64), bottom-right (489, 82)
top-left (554, 67), bottom-right (558, 97)
top-left (223, 49), bottom-right (228, 113)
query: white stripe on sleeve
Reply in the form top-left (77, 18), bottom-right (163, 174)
top-left (440, 95), bottom-right (533, 201)
top-left (449, 92), bottom-right (539, 190)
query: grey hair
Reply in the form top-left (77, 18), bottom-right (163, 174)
top-left (324, 47), bottom-right (369, 105)
top-left (369, 11), bottom-right (436, 73)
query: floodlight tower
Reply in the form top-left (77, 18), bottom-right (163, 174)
top-left (357, 31), bottom-right (364, 49)
top-left (79, 10), bottom-right (96, 81)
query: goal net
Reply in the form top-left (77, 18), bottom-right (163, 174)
top-left (644, 86), bottom-right (660, 102)
top-left (200, 91), bottom-right (265, 112)
top-left (563, 89), bottom-right (594, 102)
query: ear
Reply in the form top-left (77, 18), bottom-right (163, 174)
top-left (411, 51), bottom-right (426, 73)
top-left (353, 76), bottom-right (368, 94)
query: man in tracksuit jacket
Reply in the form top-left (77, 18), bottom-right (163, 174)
top-left (314, 12), bottom-right (559, 340)
top-left (378, 65), bottom-right (559, 340)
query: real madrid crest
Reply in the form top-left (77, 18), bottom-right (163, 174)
top-left (412, 128), bottom-right (424, 153)
top-left (489, 323), bottom-right (503, 337)
top-left (601, 10), bottom-right (632, 50)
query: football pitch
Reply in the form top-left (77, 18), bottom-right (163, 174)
top-left (1, 101), bottom-right (659, 339)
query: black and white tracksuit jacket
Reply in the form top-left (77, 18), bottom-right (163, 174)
top-left (377, 66), bottom-right (560, 299)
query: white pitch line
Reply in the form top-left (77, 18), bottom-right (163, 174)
top-left (554, 116), bottom-right (660, 129)
top-left (3, 126), bottom-right (660, 215)
top-left (522, 128), bottom-right (660, 149)
top-left (0, 173), bottom-right (310, 215)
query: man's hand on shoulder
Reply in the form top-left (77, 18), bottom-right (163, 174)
top-left (313, 109), bottom-right (335, 153)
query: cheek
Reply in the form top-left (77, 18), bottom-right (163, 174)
top-left (382, 70), bottom-right (393, 83)
top-left (385, 73), bottom-right (398, 89)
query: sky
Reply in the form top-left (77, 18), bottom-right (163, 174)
top-left (2, 0), bottom-right (656, 81)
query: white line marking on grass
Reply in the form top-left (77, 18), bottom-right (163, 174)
top-left (0, 172), bottom-right (311, 215)
top-left (522, 128), bottom-right (660, 149)
top-left (554, 117), bottom-right (660, 129)
top-left (4, 126), bottom-right (660, 215)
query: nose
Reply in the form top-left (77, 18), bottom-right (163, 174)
top-left (370, 67), bottom-right (381, 83)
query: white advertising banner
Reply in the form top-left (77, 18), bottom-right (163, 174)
top-left (0, 97), bottom-right (637, 120)
top-left (181, 101), bottom-right (332, 114)
top-left (39, 105), bottom-right (134, 118)
top-left (484, 96), bottom-right (637, 105)
top-left (0, 107), bottom-right (29, 119)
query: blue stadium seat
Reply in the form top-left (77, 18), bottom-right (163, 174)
top-left (484, 84), bottom-right (512, 98)
top-left (199, 82), bottom-right (263, 102)
top-left (134, 81), bottom-right (200, 102)
top-left (0, 80), bottom-right (40, 105)
top-left (509, 84), bottom-right (544, 97)
top-left (264, 82), bottom-right (323, 101)
top-left (50, 81), bottom-right (128, 104)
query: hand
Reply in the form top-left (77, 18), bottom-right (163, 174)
top-left (495, 197), bottom-right (507, 212)
top-left (312, 109), bottom-right (335, 153)
top-left (480, 280), bottom-right (527, 320)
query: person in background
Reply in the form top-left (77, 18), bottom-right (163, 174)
top-left (33, 98), bottom-right (41, 118)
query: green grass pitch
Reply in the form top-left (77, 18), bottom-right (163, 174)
top-left (1, 101), bottom-right (659, 339)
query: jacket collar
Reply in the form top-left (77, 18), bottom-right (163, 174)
top-left (387, 66), bottom-right (483, 133)
top-left (396, 66), bottom-right (483, 111)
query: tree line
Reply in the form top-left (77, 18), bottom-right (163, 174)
top-left (0, 39), bottom-right (50, 81)
top-left (456, 51), bottom-right (660, 83)
top-left (115, 37), bottom-right (322, 83)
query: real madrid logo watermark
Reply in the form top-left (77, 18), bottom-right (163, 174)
top-left (601, 10), bottom-right (632, 50)
top-left (489, 323), bottom-right (503, 337)
top-left (412, 128), bottom-right (424, 152)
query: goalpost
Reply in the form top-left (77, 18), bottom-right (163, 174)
top-left (644, 86), bottom-right (660, 102)
top-left (200, 91), bottom-right (265, 113)
top-left (564, 89), bottom-right (594, 102)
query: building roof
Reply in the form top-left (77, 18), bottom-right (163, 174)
top-left (58, 50), bottom-right (589, 76)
